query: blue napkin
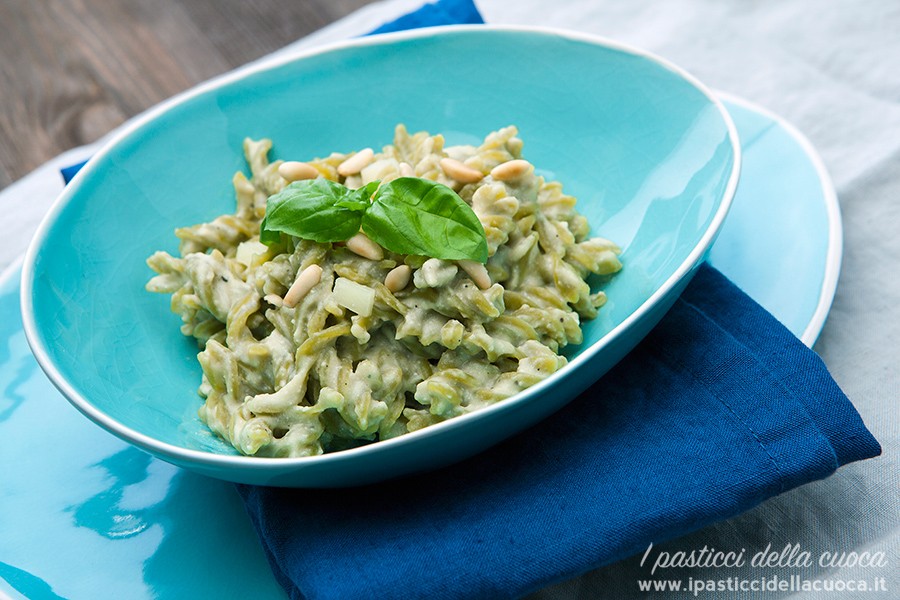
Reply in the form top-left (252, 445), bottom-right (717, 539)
top-left (61, 1), bottom-right (880, 598)
top-left (61, 159), bottom-right (88, 185)
top-left (368, 0), bottom-right (483, 35)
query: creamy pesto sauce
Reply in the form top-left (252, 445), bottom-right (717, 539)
top-left (146, 125), bottom-right (622, 457)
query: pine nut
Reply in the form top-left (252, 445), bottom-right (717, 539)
top-left (283, 264), bottom-right (323, 308)
top-left (399, 162), bottom-right (415, 177)
top-left (384, 265), bottom-right (412, 292)
top-left (439, 158), bottom-right (483, 183)
top-left (346, 232), bottom-right (384, 261)
top-left (490, 159), bottom-right (533, 181)
top-left (458, 260), bottom-right (491, 290)
top-left (337, 148), bottom-right (374, 176)
top-left (278, 161), bottom-right (319, 182)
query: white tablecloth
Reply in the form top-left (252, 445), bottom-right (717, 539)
top-left (2, 1), bottom-right (895, 597)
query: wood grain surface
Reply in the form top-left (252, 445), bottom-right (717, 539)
top-left (0, 0), bottom-right (376, 190)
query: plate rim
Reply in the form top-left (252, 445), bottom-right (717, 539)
top-left (17, 24), bottom-right (741, 478)
top-left (716, 92), bottom-right (842, 347)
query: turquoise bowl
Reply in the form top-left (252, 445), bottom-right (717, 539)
top-left (21, 26), bottom-right (739, 487)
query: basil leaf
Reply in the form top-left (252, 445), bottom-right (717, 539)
top-left (260, 179), bottom-right (363, 244)
top-left (335, 199), bottom-right (370, 212)
top-left (259, 175), bottom-right (489, 264)
top-left (358, 180), bottom-right (381, 200)
top-left (363, 177), bottom-right (488, 263)
top-left (336, 181), bottom-right (380, 212)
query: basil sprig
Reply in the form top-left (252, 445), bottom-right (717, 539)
top-left (260, 177), bottom-right (489, 263)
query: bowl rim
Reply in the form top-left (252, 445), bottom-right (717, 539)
top-left (20, 24), bottom-right (741, 474)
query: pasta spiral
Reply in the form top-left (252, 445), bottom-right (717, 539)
top-left (146, 126), bottom-right (622, 457)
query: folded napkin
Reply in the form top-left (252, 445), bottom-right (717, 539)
top-left (61, 1), bottom-right (880, 598)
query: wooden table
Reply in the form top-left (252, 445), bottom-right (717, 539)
top-left (0, 0), bottom-right (375, 189)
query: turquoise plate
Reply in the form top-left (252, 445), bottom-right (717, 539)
top-left (707, 94), bottom-right (841, 345)
top-left (0, 97), bottom-right (837, 599)
top-left (19, 26), bottom-right (739, 487)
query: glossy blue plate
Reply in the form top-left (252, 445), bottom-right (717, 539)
top-left (0, 97), bottom-right (838, 599)
top-left (707, 94), bottom-right (840, 345)
top-left (20, 26), bottom-right (738, 487)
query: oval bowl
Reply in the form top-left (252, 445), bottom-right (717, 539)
top-left (21, 26), bottom-right (739, 487)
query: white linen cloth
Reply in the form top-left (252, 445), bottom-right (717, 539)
top-left (2, 1), bottom-right (895, 597)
